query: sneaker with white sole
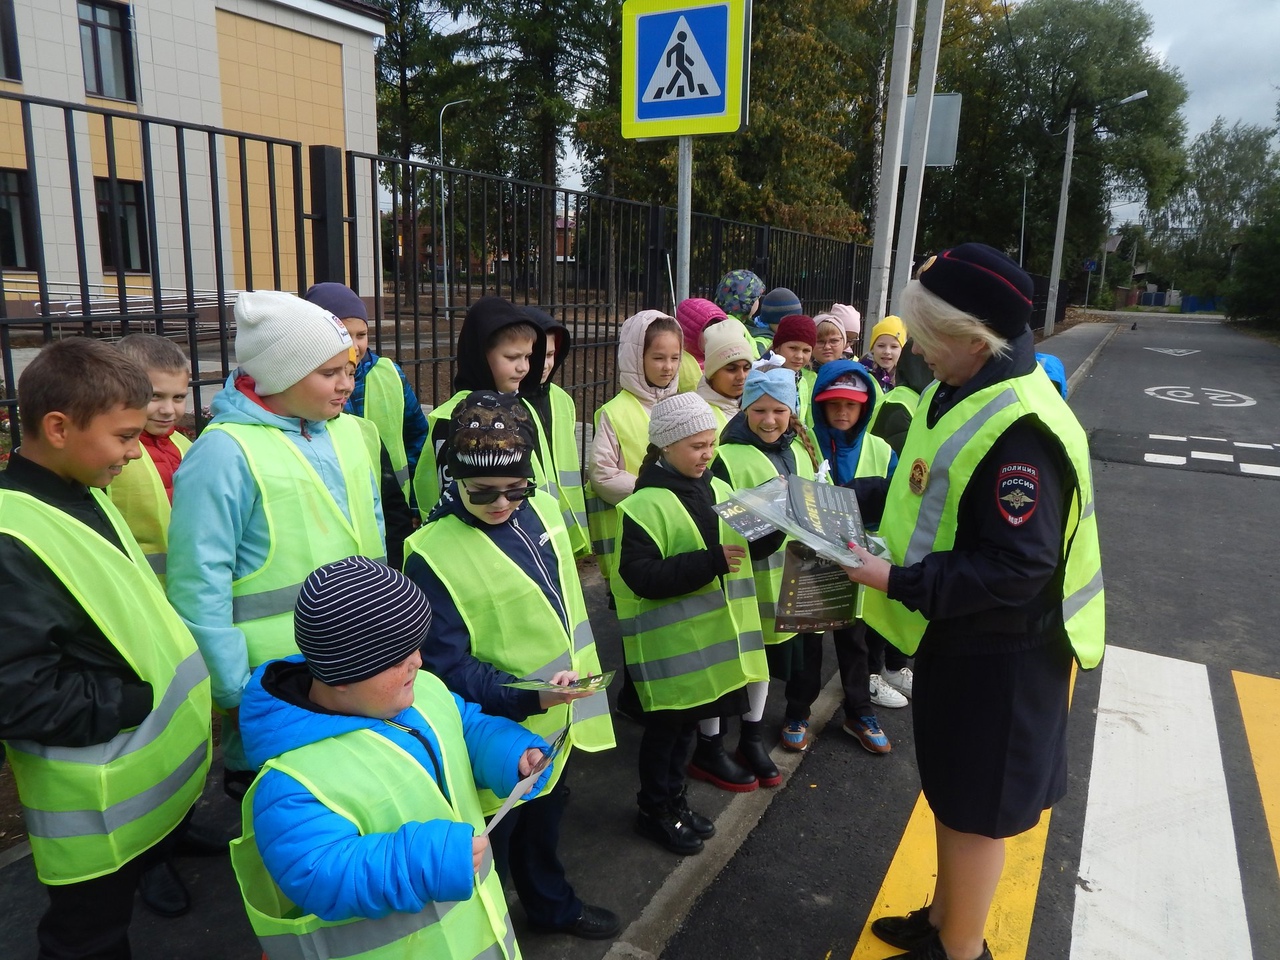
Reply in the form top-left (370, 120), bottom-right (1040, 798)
top-left (882, 667), bottom-right (913, 698)
top-left (870, 674), bottom-right (908, 708)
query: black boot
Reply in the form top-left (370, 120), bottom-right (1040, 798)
top-left (736, 720), bottom-right (781, 787)
top-left (672, 786), bottom-right (716, 838)
top-left (137, 861), bottom-right (191, 918)
top-left (687, 732), bottom-right (758, 792)
top-left (635, 803), bottom-right (704, 855)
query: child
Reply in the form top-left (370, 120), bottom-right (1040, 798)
top-left (232, 556), bottom-right (551, 960)
top-left (524, 306), bottom-right (592, 557)
top-left (405, 391), bottom-right (619, 941)
top-left (695, 321), bottom-right (754, 428)
top-left (812, 313), bottom-right (847, 370)
top-left (752, 286), bottom-right (803, 356)
top-left (167, 290), bottom-right (385, 799)
top-left (0, 338), bottom-right (211, 957)
top-left (831, 303), bottom-right (862, 357)
top-left (586, 309), bottom-right (682, 580)
top-left (108, 333), bottom-right (191, 581)
top-left (709, 367), bottom-right (819, 789)
top-left (868, 339), bottom-right (934, 455)
top-left (862, 314), bottom-right (907, 391)
top-left (781, 359), bottom-right (898, 754)
top-left (675, 297), bottom-right (726, 393)
top-left (713, 269), bottom-right (766, 349)
top-left (412, 296), bottom-right (547, 517)
top-left (768, 314), bottom-right (818, 426)
top-left (304, 282), bottom-right (429, 501)
top-left (614, 393), bottom-right (769, 852)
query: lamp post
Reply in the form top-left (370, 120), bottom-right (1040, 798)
top-left (438, 98), bottom-right (471, 314)
top-left (1043, 89), bottom-right (1147, 336)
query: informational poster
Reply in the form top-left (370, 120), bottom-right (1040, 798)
top-left (774, 542), bottom-right (856, 633)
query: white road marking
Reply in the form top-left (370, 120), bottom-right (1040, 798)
top-left (1148, 434), bottom-right (1186, 442)
top-left (1168, 319), bottom-right (1221, 324)
top-left (1189, 435), bottom-right (1227, 442)
top-left (1070, 646), bottom-right (1252, 960)
top-left (1191, 450), bottom-right (1234, 462)
top-left (1144, 453), bottom-right (1187, 465)
top-left (1241, 463), bottom-right (1280, 478)
top-left (1235, 441), bottom-right (1274, 450)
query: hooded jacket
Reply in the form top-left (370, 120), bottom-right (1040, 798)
top-left (810, 360), bottom-right (899, 487)
top-left (522, 306), bottom-right (570, 437)
top-left (167, 374), bottom-right (386, 710)
top-left (239, 656), bottom-right (546, 922)
top-left (586, 310), bottom-right (681, 505)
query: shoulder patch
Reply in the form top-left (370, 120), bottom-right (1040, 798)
top-left (996, 462), bottom-right (1038, 526)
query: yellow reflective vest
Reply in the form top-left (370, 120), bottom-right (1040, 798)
top-left (0, 489), bottom-right (211, 884)
top-left (363, 356), bottom-right (411, 499)
top-left (586, 390), bottom-right (649, 579)
top-left (107, 431), bottom-right (191, 581)
top-left (404, 491), bottom-right (615, 815)
top-left (612, 480), bottom-right (768, 712)
top-left (862, 369), bottom-right (1105, 667)
top-left (538, 383), bottom-right (590, 557)
top-left (230, 671), bottom-right (520, 960)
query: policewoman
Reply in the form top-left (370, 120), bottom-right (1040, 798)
top-left (842, 243), bottom-right (1104, 960)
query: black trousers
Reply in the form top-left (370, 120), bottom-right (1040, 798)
top-left (636, 717), bottom-right (697, 811)
top-left (487, 775), bottom-right (582, 930)
top-left (866, 624), bottom-right (910, 673)
top-left (782, 623), bottom-right (872, 722)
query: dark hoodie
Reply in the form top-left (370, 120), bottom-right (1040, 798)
top-left (870, 341), bottom-right (935, 454)
top-left (810, 360), bottom-right (898, 486)
top-left (520, 306), bottom-right (570, 438)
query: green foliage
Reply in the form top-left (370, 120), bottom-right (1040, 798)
top-left (1223, 184), bottom-right (1280, 326)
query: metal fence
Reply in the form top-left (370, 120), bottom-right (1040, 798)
top-left (2, 89), bottom-right (883, 452)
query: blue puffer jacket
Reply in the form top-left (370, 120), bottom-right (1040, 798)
top-left (240, 656), bottom-right (549, 922)
top-left (167, 373), bottom-right (386, 710)
top-left (810, 359), bottom-right (899, 486)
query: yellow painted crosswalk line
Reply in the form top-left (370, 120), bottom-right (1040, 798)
top-left (1233, 670), bottom-right (1280, 880)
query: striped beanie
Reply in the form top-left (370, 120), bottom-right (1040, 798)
top-left (294, 556), bottom-right (430, 685)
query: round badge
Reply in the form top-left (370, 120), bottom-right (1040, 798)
top-left (908, 457), bottom-right (929, 495)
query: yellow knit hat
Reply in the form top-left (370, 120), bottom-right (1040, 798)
top-left (869, 314), bottom-right (907, 348)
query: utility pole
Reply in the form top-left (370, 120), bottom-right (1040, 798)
top-left (1043, 107), bottom-right (1076, 337)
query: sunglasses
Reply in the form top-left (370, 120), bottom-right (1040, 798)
top-left (461, 481), bottom-right (537, 505)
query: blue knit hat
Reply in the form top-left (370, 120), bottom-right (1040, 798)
top-left (758, 287), bottom-right (802, 328)
top-left (742, 366), bottom-right (799, 415)
top-left (304, 282), bottom-right (368, 322)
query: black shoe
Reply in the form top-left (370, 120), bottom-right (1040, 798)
top-left (634, 805), bottom-right (704, 855)
top-left (885, 930), bottom-right (993, 960)
top-left (174, 822), bottom-right (231, 857)
top-left (872, 905), bottom-right (938, 950)
top-left (736, 720), bottom-right (782, 787)
top-left (672, 787), bottom-right (715, 839)
top-left (688, 733), bottom-right (757, 792)
top-left (222, 768), bottom-right (255, 803)
top-left (138, 861), bottom-right (191, 918)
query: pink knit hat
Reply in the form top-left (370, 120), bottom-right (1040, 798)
top-left (675, 298), bottom-right (726, 363)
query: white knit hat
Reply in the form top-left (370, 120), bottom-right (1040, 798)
top-left (235, 290), bottom-right (355, 395)
top-left (702, 322), bottom-right (754, 378)
top-left (649, 393), bottom-right (719, 448)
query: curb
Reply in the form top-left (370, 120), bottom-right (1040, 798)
top-left (1066, 323), bottom-right (1121, 396)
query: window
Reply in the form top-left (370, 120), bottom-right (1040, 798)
top-left (95, 178), bottom-right (149, 272)
top-left (0, 168), bottom-right (33, 269)
top-left (79, 1), bottom-right (134, 100)
top-left (0, 0), bottom-right (20, 82)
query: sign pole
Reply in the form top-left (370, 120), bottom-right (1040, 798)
top-left (676, 135), bottom-right (692, 305)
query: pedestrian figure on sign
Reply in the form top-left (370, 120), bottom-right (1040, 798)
top-left (656, 31), bottom-right (707, 99)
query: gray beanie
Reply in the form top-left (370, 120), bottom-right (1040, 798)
top-left (294, 556), bottom-right (430, 685)
top-left (649, 393), bottom-right (719, 448)
top-left (235, 290), bottom-right (355, 396)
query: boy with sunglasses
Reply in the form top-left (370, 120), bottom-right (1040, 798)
top-left (403, 390), bottom-right (619, 942)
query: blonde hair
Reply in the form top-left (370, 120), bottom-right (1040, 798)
top-left (813, 315), bottom-right (845, 343)
top-left (898, 280), bottom-right (1010, 361)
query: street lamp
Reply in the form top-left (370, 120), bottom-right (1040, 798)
top-left (438, 98), bottom-right (471, 314)
top-left (1043, 89), bottom-right (1147, 336)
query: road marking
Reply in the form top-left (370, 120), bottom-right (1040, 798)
top-left (1235, 441), bottom-right (1274, 450)
top-left (1233, 672), bottom-right (1280, 882)
top-left (1189, 435), bottom-right (1226, 442)
top-left (1191, 450), bottom-right (1234, 462)
top-left (1241, 463), bottom-right (1280, 478)
top-left (1148, 434), bottom-right (1186, 442)
top-left (1143, 347), bottom-right (1201, 356)
top-left (1169, 319), bottom-right (1221, 324)
top-left (1144, 453), bottom-right (1187, 465)
top-left (1070, 646), bottom-right (1251, 960)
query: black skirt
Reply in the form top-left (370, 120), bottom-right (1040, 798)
top-left (912, 634), bottom-right (1073, 839)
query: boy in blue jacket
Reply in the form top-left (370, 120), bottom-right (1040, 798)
top-left (232, 556), bottom-right (551, 959)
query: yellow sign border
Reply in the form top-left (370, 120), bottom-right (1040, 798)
top-left (620, 0), bottom-right (749, 140)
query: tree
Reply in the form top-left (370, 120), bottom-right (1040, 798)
top-left (1223, 182), bottom-right (1280, 326)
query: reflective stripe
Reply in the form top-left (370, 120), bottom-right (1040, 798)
top-left (562, 508), bottom-right (578, 531)
top-left (593, 537), bottom-right (615, 554)
top-left (573, 689), bottom-right (612, 723)
top-left (726, 576), bottom-right (756, 600)
top-left (527, 650), bottom-right (573, 679)
top-left (758, 601), bottom-right (776, 620)
top-left (629, 635), bottom-right (748, 684)
top-left (257, 849), bottom-right (500, 960)
top-left (906, 388), bottom-right (1020, 565)
top-left (393, 465), bottom-right (410, 487)
top-left (739, 630), bottom-right (764, 653)
top-left (619, 589), bottom-right (724, 636)
top-left (758, 551), bottom-right (785, 572)
top-left (545, 481), bottom-right (559, 500)
top-left (585, 496), bottom-right (612, 515)
top-left (558, 469), bottom-right (580, 488)
top-left (1063, 567), bottom-right (1105, 621)
top-left (9, 652), bottom-right (208, 765)
top-left (22, 741), bottom-right (207, 839)
top-left (573, 510), bottom-right (589, 527)
top-left (1082, 497), bottom-right (1095, 521)
top-left (146, 553), bottom-right (165, 575)
top-left (233, 560), bottom-right (386, 622)
top-left (572, 618), bottom-right (594, 654)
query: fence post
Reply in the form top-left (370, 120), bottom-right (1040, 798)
top-left (754, 224), bottom-right (771, 283)
top-left (309, 144), bottom-right (345, 284)
top-left (643, 202), bottom-right (667, 311)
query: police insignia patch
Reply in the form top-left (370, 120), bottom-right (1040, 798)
top-left (997, 463), bottom-right (1038, 526)
top-left (908, 458), bottom-right (929, 495)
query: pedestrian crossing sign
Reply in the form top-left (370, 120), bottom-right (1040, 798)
top-left (621, 0), bottom-right (751, 139)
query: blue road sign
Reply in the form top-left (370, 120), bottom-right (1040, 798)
top-left (1085, 259), bottom-right (1098, 272)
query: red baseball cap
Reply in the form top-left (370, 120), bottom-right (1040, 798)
top-left (813, 372), bottom-right (870, 405)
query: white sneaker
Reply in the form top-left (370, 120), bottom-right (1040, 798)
top-left (882, 667), bottom-right (914, 699)
top-left (869, 674), bottom-right (908, 708)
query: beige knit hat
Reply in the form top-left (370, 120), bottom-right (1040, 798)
top-left (235, 290), bottom-right (355, 395)
top-left (701, 322), bottom-right (754, 378)
top-left (649, 393), bottom-right (719, 448)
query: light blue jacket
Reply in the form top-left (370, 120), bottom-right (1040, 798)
top-left (241, 657), bottom-right (549, 922)
top-left (167, 373), bottom-right (385, 709)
